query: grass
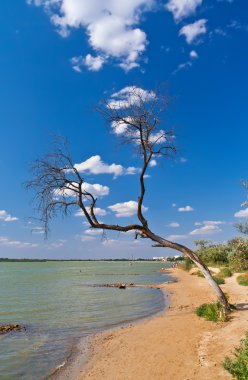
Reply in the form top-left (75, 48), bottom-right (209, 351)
top-left (213, 275), bottom-right (225, 285)
top-left (223, 331), bottom-right (248, 379)
top-left (196, 302), bottom-right (227, 322)
top-left (219, 267), bottom-right (233, 278)
top-left (237, 272), bottom-right (248, 286)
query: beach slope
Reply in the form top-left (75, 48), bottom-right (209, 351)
top-left (78, 269), bottom-right (248, 380)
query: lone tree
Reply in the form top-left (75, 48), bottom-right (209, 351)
top-left (27, 86), bottom-right (231, 315)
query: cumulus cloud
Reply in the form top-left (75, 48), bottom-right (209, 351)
top-left (166, 234), bottom-right (188, 241)
top-left (71, 54), bottom-right (105, 72)
top-left (75, 207), bottom-right (107, 217)
top-left (149, 159), bottom-right (157, 167)
top-left (108, 200), bottom-right (148, 218)
top-left (194, 220), bottom-right (225, 226)
top-left (108, 86), bottom-right (167, 147)
top-left (165, 0), bottom-right (203, 22)
top-left (0, 210), bottom-right (18, 222)
top-left (190, 50), bottom-right (198, 58)
top-left (84, 229), bottom-right (103, 235)
top-left (179, 19), bottom-right (207, 44)
top-left (234, 208), bottom-right (248, 218)
top-left (0, 236), bottom-right (38, 248)
top-left (82, 182), bottom-right (109, 196)
top-left (178, 205), bottom-right (194, 212)
top-left (108, 86), bottom-right (156, 110)
top-left (74, 155), bottom-right (138, 178)
top-left (27, 0), bottom-right (155, 71)
top-left (190, 224), bottom-right (222, 235)
top-left (55, 181), bottom-right (109, 197)
top-left (167, 222), bottom-right (180, 227)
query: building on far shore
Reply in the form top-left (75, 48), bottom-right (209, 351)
top-left (152, 255), bottom-right (182, 261)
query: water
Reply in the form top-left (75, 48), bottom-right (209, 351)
top-left (0, 261), bottom-right (173, 380)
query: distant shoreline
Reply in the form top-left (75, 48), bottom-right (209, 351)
top-left (0, 258), bottom-right (159, 262)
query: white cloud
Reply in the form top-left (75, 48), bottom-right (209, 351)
top-left (108, 200), bottom-right (148, 218)
top-left (80, 235), bottom-right (97, 242)
top-left (84, 229), bottom-right (103, 235)
top-left (83, 54), bottom-right (105, 71)
top-left (108, 87), bottom-right (168, 147)
top-left (108, 86), bottom-right (156, 110)
top-left (234, 208), bottom-right (248, 218)
top-left (27, 0), bottom-right (155, 71)
top-left (172, 203), bottom-right (177, 207)
top-left (0, 236), bottom-right (38, 248)
top-left (190, 224), bottom-right (222, 235)
top-left (190, 50), bottom-right (198, 58)
top-left (75, 207), bottom-right (107, 217)
top-left (168, 222), bottom-right (180, 227)
top-left (71, 54), bottom-right (105, 72)
top-left (195, 220), bottom-right (225, 226)
top-left (173, 60), bottom-right (192, 74)
top-left (149, 159), bottom-right (157, 167)
top-left (166, 234), bottom-right (188, 241)
top-left (74, 155), bottom-right (138, 178)
top-left (82, 182), bottom-right (109, 196)
top-left (0, 210), bottom-right (18, 222)
top-left (178, 205), bottom-right (194, 212)
top-left (165, 0), bottom-right (203, 22)
top-left (46, 239), bottom-right (67, 250)
top-left (179, 19), bottom-right (207, 44)
top-left (55, 181), bottom-right (109, 197)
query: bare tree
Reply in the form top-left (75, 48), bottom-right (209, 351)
top-left (27, 86), bottom-right (231, 315)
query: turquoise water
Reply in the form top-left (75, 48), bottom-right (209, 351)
top-left (0, 261), bottom-right (173, 380)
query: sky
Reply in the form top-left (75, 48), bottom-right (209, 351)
top-left (0, 0), bottom-right (248, 259)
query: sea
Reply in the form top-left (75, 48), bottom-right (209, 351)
top-left (0, 261), bottom-right (174, 380)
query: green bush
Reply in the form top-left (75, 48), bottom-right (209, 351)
top-left (213, 276), bottom-right (225, 285)
top-left (194, 237), bottom-right (248, 271)
top-left (237, 273), bottom-right (248, 286)
top-left (219, 267), bottom-right (233, 278)
top-left (196, 302), bottom-right (226, 322)
top-left (228, 238), bottom-right (248, 272)
top-left (196, 244), bottom-right (229, 266)
top-left (223, 331), bottom-right (248, 379)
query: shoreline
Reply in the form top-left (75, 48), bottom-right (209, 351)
top-left (49, 271), bottom-right (173, 380)
top-left (73, 268), bottom-right (248, 380)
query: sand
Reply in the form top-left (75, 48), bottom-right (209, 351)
top-left (75, 268), bottom-right (248, 380)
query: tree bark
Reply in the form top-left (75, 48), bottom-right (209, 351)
top-left (145, 229), bottom-right (231, 314)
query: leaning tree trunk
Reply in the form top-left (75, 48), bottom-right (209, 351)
top-left (146, 230), bottom-right (231, 315)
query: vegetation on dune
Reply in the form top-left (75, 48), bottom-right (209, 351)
top-left (213, 276), bottom-right (225, 285)
top-left (237, 273), bottom-right (248, 286)
top-left (224, 331), bottom-right (248, 379)
top-left (196, 302), bottom-right (228, 322)
top-left (219, 267), bottom-right (233, 278)
top-left (193, 238), bottom-right (248, 272)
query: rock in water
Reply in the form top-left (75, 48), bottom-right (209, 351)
top-left (119, 284), bottom-right (126, 289)
top-left (0, 324), bottom-right (24, 334)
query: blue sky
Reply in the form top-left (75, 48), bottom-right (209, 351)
top-left (0, 0), bottom-right (247, 259)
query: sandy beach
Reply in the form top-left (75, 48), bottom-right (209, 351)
top-left (75, 268), bottom-right (248, 380)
